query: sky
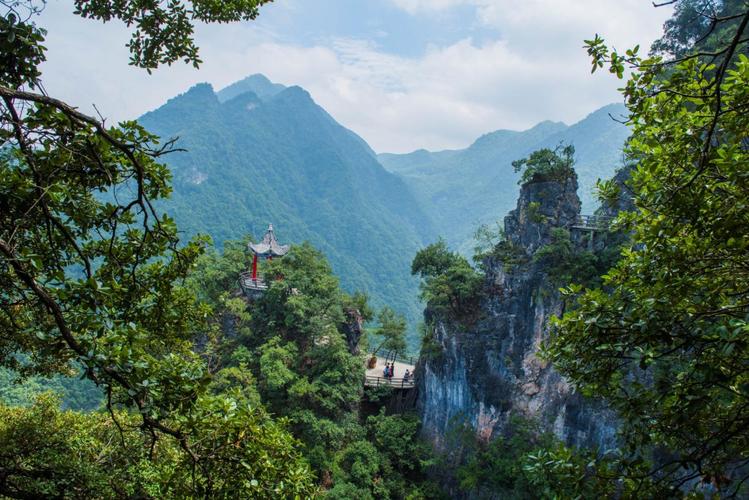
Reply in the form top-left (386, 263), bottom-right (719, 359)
top-left (38, 0), bottom-right (672, 153)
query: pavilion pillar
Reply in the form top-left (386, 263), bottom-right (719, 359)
top-left (251, 254), bottom-right (258, 280)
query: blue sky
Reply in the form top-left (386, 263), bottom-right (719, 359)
top-left (38, 0), bottom-right (672, 152)
top-left (250, 0), bottom-right (499, 57)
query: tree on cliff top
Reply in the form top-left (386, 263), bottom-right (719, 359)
top-left (512, 144), bottom-right (576, 185)
top-left (412, 240), bottom-right (483, 321)
top-left (548, 1), bottom-right (749, 495)
top-left (370, 306), bottom-right (408, 357)
top-left (0, 0), bottom-right (317, 496)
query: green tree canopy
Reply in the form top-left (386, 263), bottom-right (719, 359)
top-left (411, 239), bottom-right (483, 321)
top-left (73, 0), bottom-right (272, 70)
top-left (371, 306), bottom-right (408, 357)
top-left (650, 0), bottom-right (749, 62)
top-left (0, 0), bottom-right (318, 495)
top-left (511, 144), bottom-right (576, 185)
top-left (186, 238), bottom-right (439, 496)
top-left (548, 2), bottom-right (749, 495)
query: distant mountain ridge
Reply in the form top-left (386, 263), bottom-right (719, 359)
top-left (139, 74), bottom-right (630, 343)
top-left (139, 76), bottom-right (434, 341)
top-left (378, 103), bottom-right (630, 251)
top-left (216, 74), bottom-right (286, 102)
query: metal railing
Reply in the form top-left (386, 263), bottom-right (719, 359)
top-left (572, 214), bottom-right (613, 230)
top-left (375, 351), bottom-right (418, 367)
top-left (364, 375), bottom-right (416, 389)
top-left (239, 272), bottom-right (268, 292)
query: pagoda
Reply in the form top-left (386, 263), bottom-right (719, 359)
top-left (239, 224), bottom-right (290, 297)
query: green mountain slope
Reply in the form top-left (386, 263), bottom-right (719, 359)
top-left (139, 77), bottom-right (433, 344)
top-left (379, 104), bottom-right (630, 251)
top-left (138, 74), bottom-right (628, 344)
top-left (216, 74), bottom-right (286, 102)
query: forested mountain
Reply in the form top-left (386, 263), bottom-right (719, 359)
top-left (139, 75), bottom-right (628, 336)
top-left (139, 76), bottom-right (433, 339)
top-left (379, 104), bottom-right (630, 251)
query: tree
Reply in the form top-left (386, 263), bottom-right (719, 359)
top-left (650, 0), bottom-right (749, 62)
top-left (547, 2), bottom-right (749, 495)
top-left (73, 0), bottom-right (271, 70)
top-left (412, 240), bottom-right (483, 320)
top-left (0, 393), bottom-right (315, 498)
top-left (188, 239), bottom-right (440, 497)
top-left (0, 0), bottom-right (317, 495)
top-left (370, 306), bottom-right (407, 357)
top-left (511, 144), bottom-right (576, 185)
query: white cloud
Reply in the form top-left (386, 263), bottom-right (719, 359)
top-left (37, 0), bottom-right (672, 153)
top-left (389, 0), bottom-right (470, 14)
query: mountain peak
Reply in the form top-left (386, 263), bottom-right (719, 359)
top-left (139, 82), bottom-right (218, 123)
top-left (580, 102), bottom-right (629, 124)
top-left (217, 74), bottom-right (286, 103)
top-left (528, 119), bottom-right (568, 134)
top-left (271, 85), bottom-right (312, 102)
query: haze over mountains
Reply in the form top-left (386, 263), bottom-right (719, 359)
top-left (379, 103), bottom-right (630, 251)
top-left (139, 75), bottom-right (432, 335)
top-left (140, 74), bottom-right (630, 344)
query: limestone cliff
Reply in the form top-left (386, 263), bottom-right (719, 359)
top-left (417, 172), bottom-right (618, 457)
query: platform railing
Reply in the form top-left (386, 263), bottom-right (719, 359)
top-left (375, 351), bottom-right (418, 367)
top-left (239, 272), bottom-right (268, 291)
top-left (364, 375), bottom-right (416, 388)
top-left (572, 214), bottom-right (613, 230)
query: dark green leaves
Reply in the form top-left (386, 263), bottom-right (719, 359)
top-left (73, 0), bottom-right (273, 71)
top-left (0, 12), bottom-right (46, 88)
top-left (548, 8), bottom-right (749, 493)
top-left (412, 240), bottom-right (483, 322)
top-left (512, 144), bottom-right (576, 185)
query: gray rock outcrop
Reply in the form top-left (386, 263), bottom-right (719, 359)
top-left (417, 172), bottom-right (618, 458)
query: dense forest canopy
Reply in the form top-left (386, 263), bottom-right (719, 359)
top-left (137, 79), bottom-right (430, 350)
top-left (0, 0), bottom-right (316, 496)
top-left (547, 0), bottom-right (749, 495)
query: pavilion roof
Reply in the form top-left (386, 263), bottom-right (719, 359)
top-left (248, 224), bottom-right (290, 257)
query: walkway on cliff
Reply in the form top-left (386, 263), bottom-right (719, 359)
top-left (365, 355), bottom-right (416, 389)
top-left (571, 214), bottom-right (613, 231)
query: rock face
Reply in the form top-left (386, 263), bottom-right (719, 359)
top-left (341, 308), bottom-right (364, 356)
top-left (418, 172), bottom-right (617, 458)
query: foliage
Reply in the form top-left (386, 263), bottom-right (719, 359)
top-left (330, 411), bottom-right (435, 499)
top-left (418, 321), bottom-right (444, 362)
top-left (452, 414), bottom-right (663, 499)
top-left (487, 238), bottom-right (528, 273)
top-left (526, 201), bottom-right (547, 223)
top-left (371, 306), bottom-right (408, 356)
top-left (0, 0), bottom-right (318, 495)
top-left (411, 240), bottom-right (483, 321)
top-left (549, 3), bottom-right (749, 494)
top-left (471, 220), bottom-right (504, 265)
top-left (521, 443), bottom-right (663, 499)
top-left (0, 366), bottom-right (101, 410)
top-left (0, 393), bottom-right (316, 498)
top-left (139, 78), bottom-right (430, 351)
top-left (650, 0), bottom-right (749, 63)
top-left (455, 415), bottom-right (553, 497)
top-left (512, 144), bottom-right (577, 185)
top-left (188, 239), bottom-right (440, 497)
top-left (533, 227), bottom-right (620, 288)
top-left (73, 0), bottom-right (272, 70)
top-left (594, 176), bottom-right (622, 208)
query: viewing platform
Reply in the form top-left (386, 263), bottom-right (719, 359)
top-left (239, 271), bottom-right (268, 293)
top-left (571, 214), bottom-right (613, 231)
top-left (365, 355), bottom-right (416, 389)
top-left (239, 224), bottom-right (289, 299)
